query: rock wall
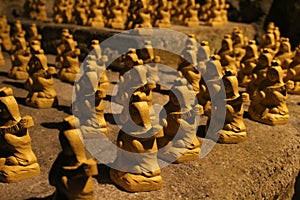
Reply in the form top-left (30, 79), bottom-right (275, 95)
top-left (265, 0), bottom-right (300, 48)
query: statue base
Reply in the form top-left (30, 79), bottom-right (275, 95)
top-left (173, 147), bottom-right (201, 164)
top-left (185, 21), bottom-right (200, 27)
top-left (58, 71), bottom-right (78, 83)
top-left (26, 97), bottom-right (58, 109)
top-left (90, 21), bottom-right (105, 28)
top-left (110, 169), bottom-right (162, 192)
top-left (248, 108), bottom-right (289, 126)
top-left (158, 137), bottom-right (201, 164)
top-left (218, 130), bottom-right (247, 144)
top-left (8, 70), bottom-right (29, 80)
top-left (0, 162), bottom-right (40, 183)
top-left (207, 21), bottom-right (225, 27)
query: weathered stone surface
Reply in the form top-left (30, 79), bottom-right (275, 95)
top-left (265, 0), bottom-right (300, 48)
top-left (226, 0), bottom-right (273, 24)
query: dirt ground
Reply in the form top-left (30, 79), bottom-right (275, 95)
top-left (0, 50), bottom-right (299, 200)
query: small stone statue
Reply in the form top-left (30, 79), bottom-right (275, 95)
top-left (232, 29), bottom-right (246, 69)
top-left (0, 87), bottom-right (40, 182)
top-left (218, 35), bottom-right (237, 75)
top-left (110, 101), bottom-right (162, 192)
top-left (23, 0), bottom-right (36, 19)
top-left (55, 28), bottom-right (70, 69)
top-left (248, 61), bottom-right (289, 125)
top-left (25, 42), bottom-right (57, 108)
top-left (274, 38), bottom-right (293, 70)
top-left (25, 0), bottom-right (48, 21)
top-left (90, 40), bottom-right (109, 135)
top-left (11, 20), bottom-right (26, 41)
top-left (200, 40), bottom-right (211, 57)
top-left (53, 0), bottom-right (72, 23)
top-left (199, 0), bottom-right (212, 22)
top-left (157, 77), bottom-right (200, 163)
top-left (0, 15), bottom-right (12, 52)
top-left (215, 72), bottom-right (249, 143)
top-left (35, 0), bottom-right (48, 21)
top-left (172, 0), bottom-right (188, 23)
top-left (49, 115), bottom-right (98, 199)
top-left (207, 0), bottom-right (226, 27)
top-left (219, 0), bottom-right (229, 24)
top-left (197, 55), bottom-right (223, 113)
top-left (72, 0), bottom-right (89, 25)
top-left (57, 34), bottom-right (81, 83)
top-left (137, 40), bottom-right (160, 90)
top-left (183, 4), bottom-right (200, 27)
top-left (27, 23), bottom-right (42, 44)
top-left (133, 7), bottom-right (153, 29)
top-left (106, 5), bottom-right (125, 29)
top-left (179, 34), bottom-right (201, 95)
top-left (153, 6), bottom-right (171, 28)
top-left (8, 33), bottom-right (31, 80)
top-left (284, 47), bottom-right (300, 95)
top-left (119, 48), bottom-right (143, 76)
top-left (247, 49), bottom-right (273, 98)
top-left (88, 0), bottom-right (105, 28)
top-left (260, 31), bottom-right (277, 56)
top-left (238, 40), bottom-right (258, 87)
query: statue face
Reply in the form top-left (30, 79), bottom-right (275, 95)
top-left (268, 69), bottom-right (279, 82)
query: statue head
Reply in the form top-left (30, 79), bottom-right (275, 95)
top-left (0, 87), bottom-right (21, 123)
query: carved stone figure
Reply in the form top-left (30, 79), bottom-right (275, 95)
top-left (110, 101), bottom-right (162, 192)
top-left (200, 40), bottom-right (211, 57)
top-left (57, 34), bottom-right (81, 83)
top-left (199, 0), bottom-right (212, 21)
top-left (25, 0), bottom-right (48, 21)
top-left (137, 40), bottom-right (160, 90)
top-left (216, 72), bottom-right (249, 143)
top-left (238, 40), bottom-right (258, 87)
top-left (260, 31), bottom-right (277, 56)
top-left (23, 0), bottom-right (36, 19)
top-left (106, 6), bottom-right (125, 29)
top-left (53, 0), bottom-right (72, 23)
top-left (27, 23), bottom-right (42, 44)
top-left (11, 20), bottom-right (26, 41)
top-left (133, 8), bottom-right (153, 29)
top-left (0, 87), bottom-right (40, 182)
top-left (88, 0), bottom-right (105, 28)
top-left (207, 0), bottom-right (226, 27)
top-left (49, 115), bottom-right (98, 199)
top-left (284, 47), bottom-right (300, 94)
top-left (232, 29), bottom-right (246, 68)
top-left (197, 55), bottom-right (223, 109)
top-left (55, 29), bottom-right (70, 69)
top-left (72, 0), bottom-right (89, 25)
top-left (247, 49), bottom-right (273, 98)
top-left (274, 38), bottom-right (293, 70)
top-left (25, 43), bottom-right (57, 108)
top-left (218, 35), bottom-right (236, 75)
top-left (35, 0), bottom-right (48, 21)
top-left (8, 33), bottom-right (31, 80)
top-left (0, 16), bottom-right (12, 52)
top-left (90, 40), bottom-right (109, 135)
top-left (183, 4), bottom-right (200, 27)
top-left (153, 6), bottom-right (171, 28)
top-left (157, 77), bottom-right (201, 163)
top-left (248, 61), bottom-right (289, 125)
